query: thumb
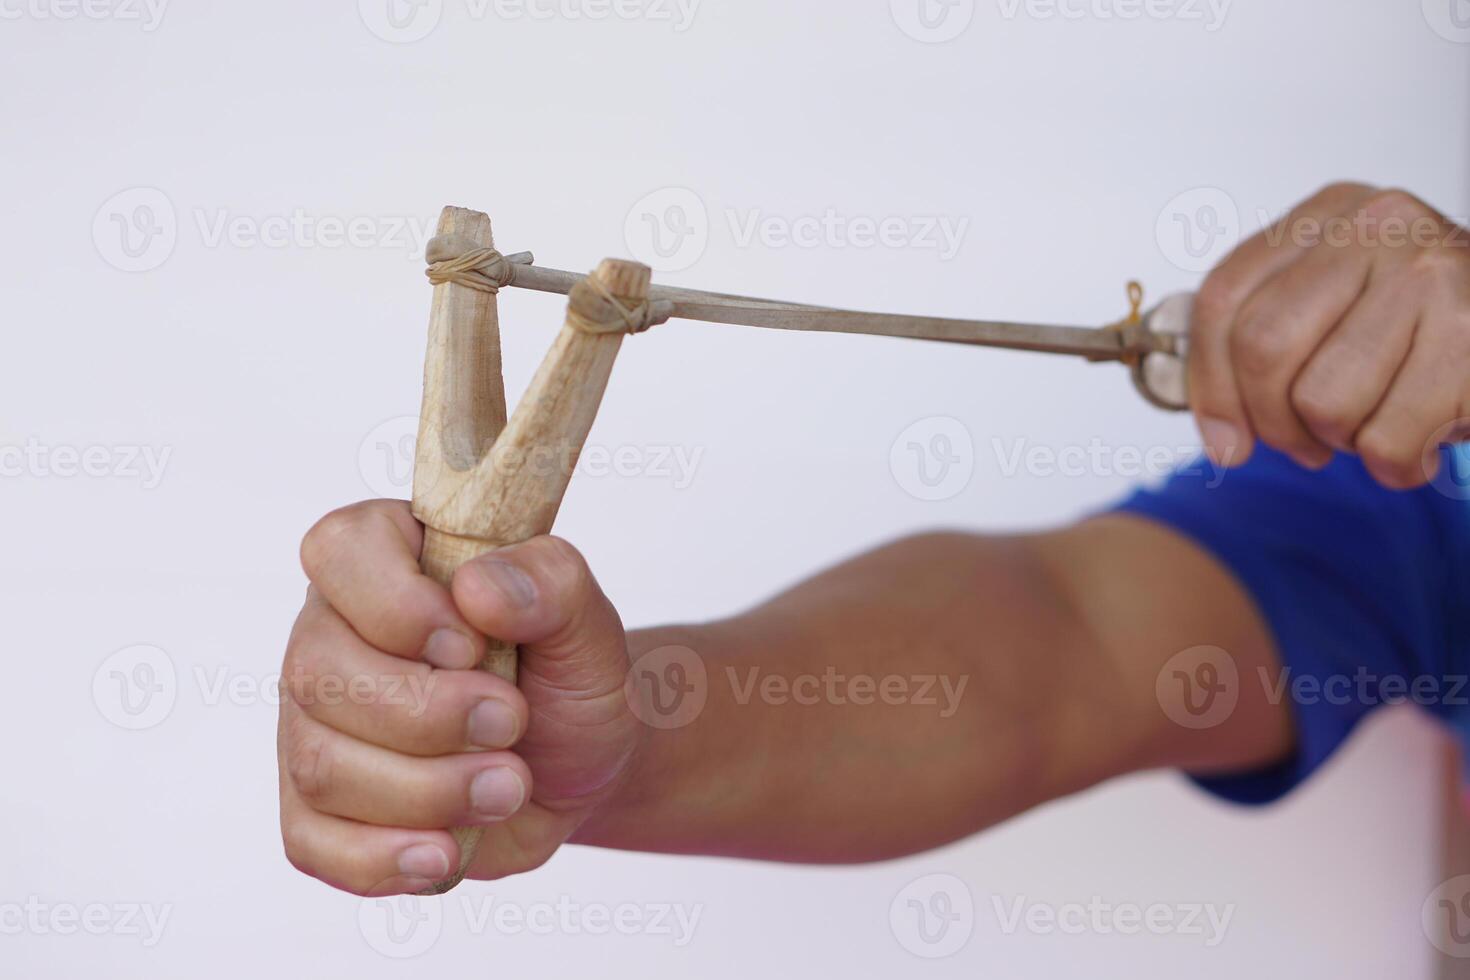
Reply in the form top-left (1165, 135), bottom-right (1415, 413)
top-left (449, 537), bottom-right (639, 804)
top-left (450, 536), bottom-right (629, 701)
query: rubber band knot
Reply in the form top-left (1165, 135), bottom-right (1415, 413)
top-left (425, 235), bottom-right (530, 294)
top-left (566, 273), bottom-right (669, 336)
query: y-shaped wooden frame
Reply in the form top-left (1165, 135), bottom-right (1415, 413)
top-left (412, 206), bottom-right (650, 891)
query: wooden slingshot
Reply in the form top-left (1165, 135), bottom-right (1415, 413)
top-left (410, 205), bottom-right (1194, 891)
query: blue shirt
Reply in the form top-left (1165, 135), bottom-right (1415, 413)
top-left (1111, 445), bottom-right (1470, 804)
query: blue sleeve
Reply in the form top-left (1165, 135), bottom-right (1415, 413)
top-left (1110, 445), bottom-right (1470, 805)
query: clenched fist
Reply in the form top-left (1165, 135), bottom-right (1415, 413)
top-left (277, 500), bottom-right (642, 896)
top-left (1190, 182), bottom-right (1470, 488)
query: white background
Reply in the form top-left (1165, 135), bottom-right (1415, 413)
top-left (2, 0), bottom-right (1468, 975)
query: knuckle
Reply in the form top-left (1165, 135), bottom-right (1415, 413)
top-left (1408, 245), bottom-right (1467, 289)
top-left (1357, 427), bottom-right (1422, 487)
top-left (282, 634), bottom-right (324, 706)
top-left (1362, 188), bottom-right (1427, 223)
top-left (1191, 273), bottom-right (1243, 332)
top-left (1229, 307), bottom-right (1294, 375)
top-left (1317, 180), bottom-right (1374, 201)
top-left (536, 536), bottom-right (593, 600)
top-left (1291, 378), bottom-right (1355, 444)
top-left (1445, 317), bottom-right (1470, 363)
top-left (280, 821), bottom-right (315, 877)
top-left (358, 579), bottom-right (423, 643)
top-left (287, 724), bottom-right (335, 807)
top-left (300, 506), bottom-right (364, 578)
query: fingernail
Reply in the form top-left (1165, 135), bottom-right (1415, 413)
top-left (1423, 448), bottom-right (1443, 483)
top-left (468, 699), bottom-right (519, 749)
top-left (472, 560), bottom-right (537, 610)
top-left (424, 629), bottom-right (477, 670)
top-left (470, 767), bottom-right (526, 821)
top-left (397, 843), bottom-right (450, 880)
top-left (1198, 417), bottom-right (1242, 467)
top-left (1290, 448), bottom-right (1333, 471)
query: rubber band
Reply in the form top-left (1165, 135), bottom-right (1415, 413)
top-left (565, 273), bottom-right (664, 336)
top-left (424, 235), bottom-right (530, 294)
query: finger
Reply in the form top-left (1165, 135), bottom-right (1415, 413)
top-left (451, 536), bottom-right (627, 680)
top-left (285, 593), bottom-right (529, 755)
top-left (278, 709), bottom-right (460, 896)
top-left (451, 537), bottom-right (639, 804)
top-left (1290, 270), bottom-right (1423, 452)
top-left (300, 500), bottom-right (485, 669)
top-left (281, 698), bottom-right (531, 829)
top-left (1355, 319), bottom-right (1467, 490)
top-left (280, 777), bottom-right (461, 896)
top-left (1188, 182), bottom-right (1376, 467)
top-left (462, 804), bottom-right (584, 882)
top-left (1228, 231), bottom-right (1386, 468)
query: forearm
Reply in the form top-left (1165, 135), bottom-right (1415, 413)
top-left (572, 521), bottom-right (1288, 862)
